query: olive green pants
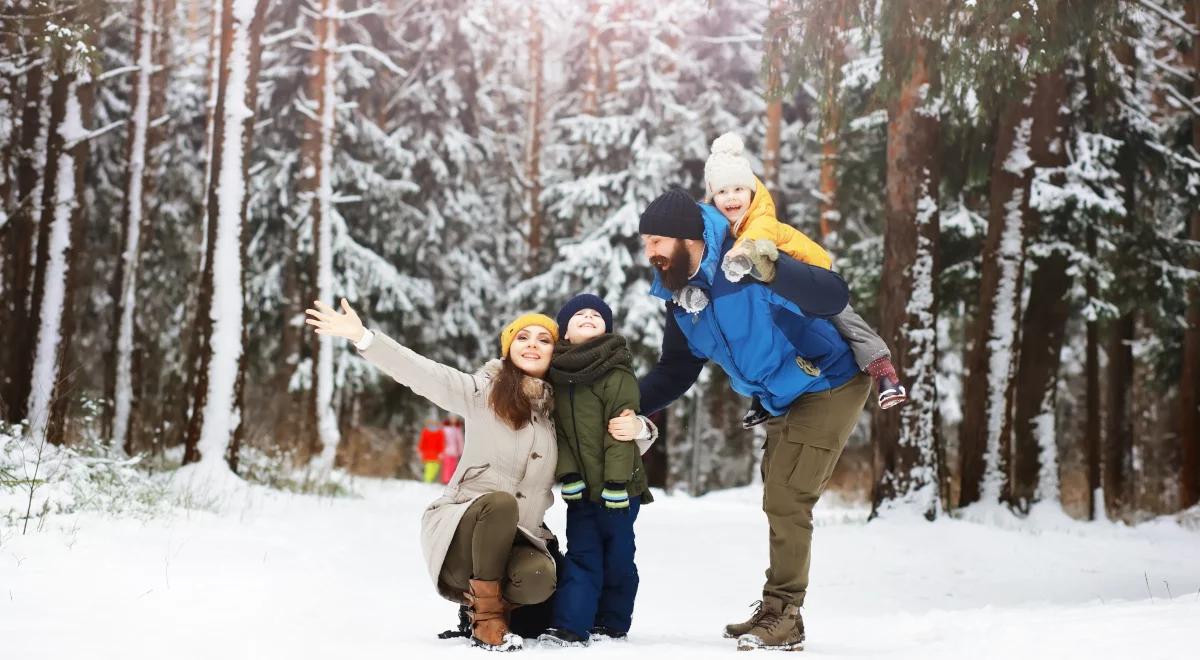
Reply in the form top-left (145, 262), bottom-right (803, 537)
top-left (439, 491), bottom-right (556, 606)
top-left (761, 373), bottom-right (871, 607)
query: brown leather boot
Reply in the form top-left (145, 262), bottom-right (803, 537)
top-left (736, 596), bottom-right (805, 651)
top-left (465, 579), bottom-right (522, 651)
top-left (723, 598), bottom-right (768, 639)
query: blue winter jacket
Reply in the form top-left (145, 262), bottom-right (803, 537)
top-left (639, 204), bottom-right (859, 416)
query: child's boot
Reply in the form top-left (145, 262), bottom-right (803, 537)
top-left (867, 357), bottom-right (908, 410)
top-left (588, 625), bottom-right (628, 642)
top-left (741, 397), bottom-right (771, 429)
top-left (538, 627), bottom-right (589, 647)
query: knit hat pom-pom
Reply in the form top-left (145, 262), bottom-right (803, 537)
top-left (710, 132), bottom-right (745, 156)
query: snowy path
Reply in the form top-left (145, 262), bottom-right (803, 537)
top-left (1, 480), bottom-right (1197, 659)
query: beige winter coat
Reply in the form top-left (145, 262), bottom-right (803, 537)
top-left (357, 331), bottom-right (559, 601)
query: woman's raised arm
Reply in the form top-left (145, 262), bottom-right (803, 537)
top-left (305, 299), bottom-right (483, 417)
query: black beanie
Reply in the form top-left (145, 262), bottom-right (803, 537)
top-left (639, 187), bottom-right (704, 240)
top-left (556, 293), bottom-right (614, 334)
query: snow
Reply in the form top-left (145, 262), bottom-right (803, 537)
top-left (1, 480), bottom-right (1197, 659)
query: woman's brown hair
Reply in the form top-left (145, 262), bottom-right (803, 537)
top-left (488, 357), bottom-right (534, 430)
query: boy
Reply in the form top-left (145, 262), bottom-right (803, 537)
top-left (538, 294), bottom-right (652, 647)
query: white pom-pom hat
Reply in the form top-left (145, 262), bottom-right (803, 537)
top-left (704, 132), bottom-right (757, 202)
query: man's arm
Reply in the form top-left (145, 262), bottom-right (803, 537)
top-left (638, 305), bottom-right (707, 415)
top-left (768, 253), bottom-right (850, 319)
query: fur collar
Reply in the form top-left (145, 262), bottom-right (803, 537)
top-left (474, 359), bottom-right (555, 417)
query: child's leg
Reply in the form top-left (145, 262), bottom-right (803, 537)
top-left (551, 501), bottom-right (605, 639)
top-left (440, 456), bottom-right (458, 484)
top-left (830, 304), bottom-right (891, 371)
top-left (423, 460), bottom-right (439, 483)
top-left (593, 497), bottom-right (642, 634)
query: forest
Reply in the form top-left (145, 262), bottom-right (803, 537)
top-left (1, 0), bottom-right (1197, 523)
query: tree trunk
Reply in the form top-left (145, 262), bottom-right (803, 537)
top-left (958, 88), bottom-right (1035, 508)
top-left (582, 0), bottom-right (600, 115)
top-left (1009, 69), bottom-right (1071, 511)
top-left (26, 66), bottom-right (93, 446)
top-left (872, 33), bottom-right (942, 519)
top-left (1104, 142), bottom-right (1138, 519)
top-left (762, 0), bottom-right (785, 190)
top-left (1179, 0), bottom-right (1200, 510)
top-left (2, 44), bottom-right (46, 424)
top-left (172, 0), bottom-right (223, 452)
top-left (1084, 224), bottom-right (1102, 519)
top-left (303, 0), bottom-right (341, 472)
top-left (525, 1), bottom-right (544, 274)
top-left (183, 0), bottom-right (267, 471)
top-left (816, 8), bottom-right (846, 249)
top-left (108, 0), bottom-right (158, 450)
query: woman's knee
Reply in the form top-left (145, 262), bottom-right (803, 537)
top-left (476, 491), bottom-right (519, 522)
top-left (504, 548), bottom-right (556, 605)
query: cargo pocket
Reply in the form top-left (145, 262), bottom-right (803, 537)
top-left (786, 443), bottom-right (836, 495)
top-left (782, 420), bottom-right (840, 496)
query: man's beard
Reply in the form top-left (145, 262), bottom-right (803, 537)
top-left (650, 241), bottom-right (694, 292)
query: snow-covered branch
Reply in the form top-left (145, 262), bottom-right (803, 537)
top-left (337, 43), bottom-right (406, 76)
top-left (65, 119), bottom-right (126, 149)
top-left (1135, 0), bottom-right (1199, 36)
top-left (96, 65), bottom-right (142, 83)
top-left (263, 26), bottom-right (303, 47)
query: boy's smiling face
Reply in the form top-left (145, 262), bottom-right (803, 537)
top-left (565, 308), bottom-right (606, 344)
top-left (713, 185), bottom-right (753, 225)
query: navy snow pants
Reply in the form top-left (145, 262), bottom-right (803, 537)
top-left (551, 497), bottom-right (641, 639)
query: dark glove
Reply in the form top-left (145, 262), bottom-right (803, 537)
top-left (601, 481), bottom-right (630, 511)
top-left (560, 474), bottom-right (586, 503)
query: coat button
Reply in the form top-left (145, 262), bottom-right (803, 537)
top-left (531, 452), bottom-right (542, 460)
top-left (516, 492), bottom-right (525, 499)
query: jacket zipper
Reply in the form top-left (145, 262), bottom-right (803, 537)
top-left (568, 383), bottom-right (587, 489)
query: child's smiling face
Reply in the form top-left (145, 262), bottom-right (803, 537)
top-left (713, 185), bottom-right (753, 224)
top-left (565, 308), bottom-right (606, 344)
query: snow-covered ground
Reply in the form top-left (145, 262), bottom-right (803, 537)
top-left (1, 479), bottom-right (1197, 659)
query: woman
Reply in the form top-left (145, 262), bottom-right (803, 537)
top-left (304, 299), bottom-right (652, 651)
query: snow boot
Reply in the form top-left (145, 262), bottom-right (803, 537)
top-left (866, 357), bottom-right (907, 410)
top-left (437, 604), bottom-right (471, 639)
top-left (723, 599), bottom-right (768, 639)
top-left (736, 597), bottom-right (805, 652)
top-left (537, 627), bottom-right (589, 647)
top-left (876, 375), bottom-right (907, 410)
top-left (589, 625), bottom-right (628, 642)
top-left (465, 578), bottom-right (523, 651)
top-left (741, 398), bottom-right (771, 429)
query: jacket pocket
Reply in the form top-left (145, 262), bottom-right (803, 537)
top-left (458, 463), bottom-right (491, 486)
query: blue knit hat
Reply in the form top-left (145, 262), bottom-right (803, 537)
top-left (556, 293), bottom-right (613, 335)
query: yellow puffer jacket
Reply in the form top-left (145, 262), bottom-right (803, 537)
top-left (732, 177), bottom-right (832, 270)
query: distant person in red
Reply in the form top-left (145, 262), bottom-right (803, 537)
top-left (441, 417), bottom-right (464, 485)
top-left (419, 419), bottom-right (445, 483)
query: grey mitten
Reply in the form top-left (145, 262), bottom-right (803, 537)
top-left (721, 248), bottom-right (754, 282)
top-left (674, 285), bottom-right (710, 314)
top-left (746, 239), bottom-right (780, 283)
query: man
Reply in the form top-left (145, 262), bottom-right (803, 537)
top-left (633, 186), bottom-right (871, 651)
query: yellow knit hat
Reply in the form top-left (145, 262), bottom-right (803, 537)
top-left (499, 313), bottom-right (559, 358)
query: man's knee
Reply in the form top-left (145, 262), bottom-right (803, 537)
top-left (505, 548), bottom-right (556, 605)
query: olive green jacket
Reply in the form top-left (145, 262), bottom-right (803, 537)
top-left (549, 337), bottom-right (653, 505)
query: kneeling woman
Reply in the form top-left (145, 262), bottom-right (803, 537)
top-left (306, 300), bottom-right (564, 651)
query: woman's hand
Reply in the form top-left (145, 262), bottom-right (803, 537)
top-left (305, 298), bottom-right (366, 344)
top-left (608, 409), bottom-right (642, 441)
